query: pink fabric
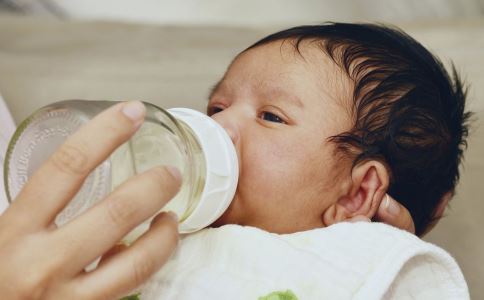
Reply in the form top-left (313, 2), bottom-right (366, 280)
top-left (0, 93), bottom-right (16, 214)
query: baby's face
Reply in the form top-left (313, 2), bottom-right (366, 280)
top-left (209, 40), bottom-right (353, 233)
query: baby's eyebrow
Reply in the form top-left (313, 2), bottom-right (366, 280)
top-left (208, 79), bottom-right (304, 109)
top-left (208, 78), bottom-right (224, 101)
top-left (264, 87), bottom-right (305, 109)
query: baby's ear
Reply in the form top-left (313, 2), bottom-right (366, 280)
top-left (323, 160), bottom-right (389, 226)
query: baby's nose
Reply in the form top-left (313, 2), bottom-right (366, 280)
top-left (224, 126), bottom-right (239, 145)
top-left (211, 113), bottom-right (240, 146)
top-left (211, 112), bottom-right (242, 174)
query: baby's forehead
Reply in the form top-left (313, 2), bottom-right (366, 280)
top-left (229, 40), bottom-right (353, 106)
top-left (211, 41), bottom-right (353, 132)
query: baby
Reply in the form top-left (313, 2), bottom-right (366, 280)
top-left (140, 22), bottom-right (471, 299)
top-left (207, 22), bottom-right (471, 236)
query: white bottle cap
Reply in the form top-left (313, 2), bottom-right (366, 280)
top-left (167, 108), bottom-right (238, 233)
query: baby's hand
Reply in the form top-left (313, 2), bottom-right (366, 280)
top-left (0, 101), bottom-right (181, 299)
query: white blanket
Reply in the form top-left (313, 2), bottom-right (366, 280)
top-left (138, 222), bottom-right (469, 300)
top-left (0, 93), bottom-right (16, 214)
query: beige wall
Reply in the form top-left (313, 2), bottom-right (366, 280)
top-left (9, 0), bottom-right (484, 26)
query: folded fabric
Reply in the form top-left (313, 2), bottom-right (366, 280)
top-left (138, 222), bottom-right (469, 300)
top-left (0, 92), bottom-right (16, 214)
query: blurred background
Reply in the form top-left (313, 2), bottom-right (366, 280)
top-left (0, 0), bottom-right (483, 298)
top-left (0, 0), bottom-right (484, 26)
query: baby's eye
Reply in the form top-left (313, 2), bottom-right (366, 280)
top-left (260, 112), bottom-right (286, 124)
top-left (208, 106), bottom-right (223, 116)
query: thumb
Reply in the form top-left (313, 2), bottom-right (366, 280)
top-left (374, 194), bottom-right (416, 234)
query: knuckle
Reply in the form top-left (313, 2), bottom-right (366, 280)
top-left (50, 143), bottom-right (89, 175)
top-left (106, 121), bottom-right (127, 136)
top-left (144, 169), bottom-right (168, 193)
top-left (148, 167), bottom-right (180, 195)
top-left (104, 121), bottom-right (130, 144)
top-left (148, 167), bottom-right (170, 184)
top-left (132, 253), bottom-right (155, 286)
top-left (16, 271), bottom-right (48, 299)
top-left (106, 195), bottom-right (137, 228)
top-left (53, 234), bottom-right (84, 264)
top-left (165, 226), bottom-right (179, 248)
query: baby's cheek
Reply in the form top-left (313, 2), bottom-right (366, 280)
top-left (241, 146), bottom-right (303, 193)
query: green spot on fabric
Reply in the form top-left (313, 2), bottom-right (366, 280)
top-left (119, 292), bottom-right (141, 300)
top-left (258, 290), bottom-right (299, 300)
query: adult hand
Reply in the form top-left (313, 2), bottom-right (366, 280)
top-left (373, 194), bottom-right (416, 234)
top-left (0, 101), bottom-right (182, 299)
top-left (346, 194), bottom-right (415, 233)
top-left (350, 192), bottom-right (451, 236)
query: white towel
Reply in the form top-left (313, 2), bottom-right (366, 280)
top-left (138, 222), bottom-right (469, 300)
top-left (0, 92), bottom-right (16, 214)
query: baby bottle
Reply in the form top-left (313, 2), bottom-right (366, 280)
top-left (3, 100), bottom-right (238, 240)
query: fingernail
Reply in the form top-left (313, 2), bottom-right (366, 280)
top-left (165, 166), bottom-right (182, 183)
top-left (167, 211), bottom-right (179, 222)
top-left (385, 195), bottom-right (401, 216)
top-left (348, 215), bottom-right (371, 223)
top-left (122, 101), bottom-right (146, 124)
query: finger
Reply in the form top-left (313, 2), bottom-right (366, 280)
top-left (374, 194), bottom-right (416, 234)
top-left (347, 215), bottom-right (371, 223)
top-left (72, 212), bottom-right (179, 300)
top-left (98, 243), bottom-right (128, 268)
top-left (11, 101), bottom-right (146, 229)
top-left (53, 166), bottom-right (181, 274)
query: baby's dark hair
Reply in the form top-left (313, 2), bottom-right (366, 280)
top-left (245, 22), bottom-right (472, 235)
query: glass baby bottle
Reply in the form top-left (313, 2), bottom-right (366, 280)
top-left (3, 100), bottom-right (238, 240)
